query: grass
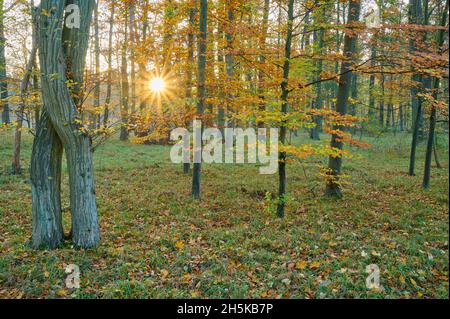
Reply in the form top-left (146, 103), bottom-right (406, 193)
top-left (0, 130), bottom-right (448, 299)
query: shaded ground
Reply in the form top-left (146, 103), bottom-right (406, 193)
top-left (0, 131), bottom-right (448, 299)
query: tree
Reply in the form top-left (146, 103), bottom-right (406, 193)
top-left (183, 0), bottom-right (196, 174)
top-left (93, 0), bottom-right (101, 129)
top-left (408, 0), bottom-right (426, 176)
top-left (120, 8), bottom-right (130, 141)
top-left (423, 0), bottom-right (448, 189)
top-left (257, 0), bottom-right (270, 129)
top-left (32, 0), bottom-right (100, 249)
top-left (12, 1), bottom-right (38, 175)
top-left (192, 0), bottom-right (207, 199)
top-left (276, 0), bottom-right (295, 218)
top-left (325, 0), bottom-right (361, 198)
top-left (104, 2), bottom-right (115, 128)
top-left (0, 0), bottom-right (9, 125)
top-left (310, 0), bottom-right (327, 140)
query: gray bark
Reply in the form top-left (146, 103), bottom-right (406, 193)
top-left (325, 0), bottom-right (361, 198)
top-left (257, 0), bottom-right (270, 129)
top-left (0, 0), bottom-right (9, 124)
top-left (34, 0), bottom-right (100, 248)
top-left (423, 0), bottom-right (448, 189)
top-left (93, 0), bottom-right (100, 129)
top-left (120, 13), bottom-right (130, 141)
top-left (192, 0), bottom-right (207, 199)
top-left (184, 3), bottom-right (196, 174)
top-left (104, 3), bottom-right (115, 127)
top-left (31, 110), bottom-right (64, 249)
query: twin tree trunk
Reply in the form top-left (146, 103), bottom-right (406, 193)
top-left (31, 0), bottom-right (99, 249)
top-left (325, 0), bottom-right (361, 198)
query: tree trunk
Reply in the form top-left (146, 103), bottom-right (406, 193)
top-left (223, 3), bottom-right (234, 130)
top-left (104, 3), bottom-right (115, 127)
top-left (0, 0), bottom-right (9, 125)
top-left (184, 2), bottom-right (196, 174)
top-left (325, 0), bottom-right (361, 198)
top-left (433, 134), bottom-right (442, 169)
top-left (408, 0), bottom-right (428, 175)
top-left (192, 0), bottom-right (207, 199)
top-left (379, 75), bottom-right (385, 127)
top-left (368, 44), bottom-right (376, 120)
top-left (138, 0), bottom-right (149, 113)
top-left (129, 2), bottom-right (137, 117)
top-left (31, 110), bottom-right (64, 249)
top-left (423, 0), bottom-right (448, 189)
top-left (257, 0), bottom-right (270, 129)
top-left (276, 0), bottom-right (295, 218)
top-left (12, 6), bottom-right (38, 175)
top-left (399, 103), bottom-right (404, 131)
top-left (93, 0), bottom-right (100, 129)
top-left (310, 5), bottom-right (325, 140)
top-left (35, 0), bottom-right (100, 248)
top-left (120, 13), bottom-right (130, 141)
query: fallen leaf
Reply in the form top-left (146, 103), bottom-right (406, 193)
top-left (295, 261), bottom-right (308, 270)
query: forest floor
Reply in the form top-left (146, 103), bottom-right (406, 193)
top-left (0, 131), bottom-right (448, 299)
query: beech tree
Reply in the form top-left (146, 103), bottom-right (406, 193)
top-left (192, 0), bottom-right (207, 199)
top-left (31, 0), bottom-right (99, 249)
top-left (0, 0), bottom-right (9, 124)
top-left (276, 0), bottom-right (295, 218)
top-left (325, 0), bottom-right (361, 198)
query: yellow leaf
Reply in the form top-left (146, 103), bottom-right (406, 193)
top-left (410, 278), bottom-right (417, 287)
top-left (310, 261), bottom-right (321, 269)
top-left (56, 289), bottom-right (68, 297)
top-left (175, 241), bottom-right (185, 250)
top-left (44, 271), bottom-right (50, 278)
top-left (295, 261), bottom-right (308, 270)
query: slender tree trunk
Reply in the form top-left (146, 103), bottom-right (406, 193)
top-left (276, 0), bottom-right (295, 218)
top-left (184, 3), bottom-right (196, 174)
top-left (0, 0), bottom-right (9, 125)
top-left (120, 14), bottom-right (130, 141)
top-left (12, 7), bottom-right (38, 175)
top-left (192, 0), bottom-right (207, 199)
top-left (368, 44), bottom-right (376, 120)
top-left (93, 0), bottom-right (100, 129)
top-left (408, 0), bottom-right (427, 175)
top-left (104, 3), bottom-right (115, 127)
top-left (399, 103), bottom-right (404, 131)
top-left (129, 2), bottom-right (137, 117)
top-left (379, 74), bottom-right (385, 127)
top-left (433, 134), bottom-right (442, 169)
top-left (310, 5), bottom-right (325, 140)
top-left (409, 82), bottom-right (422, 176)
top-left (423, 0), bottom-right (448, 188)
top-left (325, 0), bottom-right (361, 198)
top-left (257, 0), bottom-right (270, 129)
top-left (138, 0), bottom-right (149, 113)
top-left (223, 3), bottom-right (234, 130)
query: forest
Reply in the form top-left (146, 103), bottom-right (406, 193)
top-left (0, 0), bottom-right (448, 299)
